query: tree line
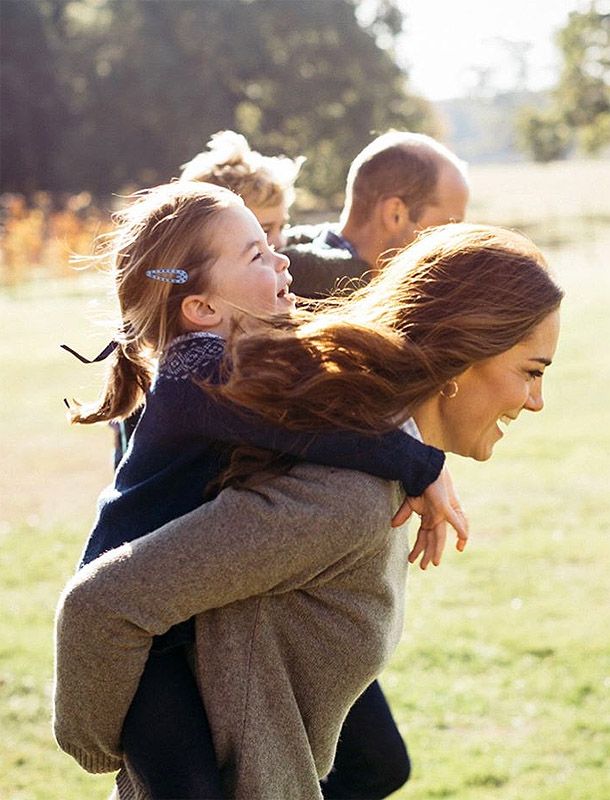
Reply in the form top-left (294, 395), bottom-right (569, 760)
top-left (1, 0), bottom-right (436, 200)
top-left (2, 0), bottom-right (607, 200)
top-left (517, 3), bottom-right (609, 162)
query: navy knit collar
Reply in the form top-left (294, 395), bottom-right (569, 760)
top-left (165, 331), bottom-right (224, 353)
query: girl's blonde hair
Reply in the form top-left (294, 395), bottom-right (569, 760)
top-left (221, 223), bottom-right (564, 435)
top-left (71, 181), bottom-right (242, 425)
top-left (179, 130), bottom-right (305, 209)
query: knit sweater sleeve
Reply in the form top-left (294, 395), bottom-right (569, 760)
top-left (53, 465), bottom-right (395, 774)
top-left (154, 332), bottom-right (444, 497)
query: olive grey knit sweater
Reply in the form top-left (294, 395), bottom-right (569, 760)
top-left (54, 465), bottom-right (409, 800)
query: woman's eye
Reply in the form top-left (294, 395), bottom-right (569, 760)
top-left (528, 369), bottom-right (544, 379)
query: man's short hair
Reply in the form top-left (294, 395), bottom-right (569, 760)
top-left (343, 131), bottom-right (467, 227)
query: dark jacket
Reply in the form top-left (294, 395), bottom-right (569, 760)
top-left (283, 223), bottom-right (372, 299)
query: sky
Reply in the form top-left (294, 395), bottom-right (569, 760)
top-left (393, 0), bottom-right (591, 101)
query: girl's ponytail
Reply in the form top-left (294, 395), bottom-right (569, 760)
top-left (69, 340), bottom-right (154, 425)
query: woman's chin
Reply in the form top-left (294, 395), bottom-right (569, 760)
top-left (447, 433), bottom-right (496, 462)
top-left (462, 442), bottom-right (495, 462)
top-left (475, 442), bottom-right (496, 461)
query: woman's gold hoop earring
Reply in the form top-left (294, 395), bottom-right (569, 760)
top-left (440, 380), bottom-right (459, 399)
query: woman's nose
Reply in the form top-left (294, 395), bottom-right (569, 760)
top-left (524, 381), bottom-right (544, 412)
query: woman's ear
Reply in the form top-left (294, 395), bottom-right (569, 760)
top-left (180, 294), bottom-right (223, 330)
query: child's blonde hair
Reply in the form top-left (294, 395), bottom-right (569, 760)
top-left (179, 130), bottom-right (305, 209)
top-left (71, 181), bottom-right (242, 425)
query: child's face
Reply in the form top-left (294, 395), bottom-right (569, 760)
top-left (248, 200), bottom-right (289, 250)
top-left (206, 205), bottom-right (295, 334)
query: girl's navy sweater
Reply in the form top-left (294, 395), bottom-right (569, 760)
top-left (81, 331), bottom-right (444, 568)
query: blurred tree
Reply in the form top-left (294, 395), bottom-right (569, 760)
top-left (515, 107), bottom-right (572, 162)
top-left (0, 0), bottom-right (71, 193)
top-left (554, 2), bottom-right (609, 154)
top-left (1, 0), bottom-right (437, 201)
top-left (516, 2), bottom-right (609, 161)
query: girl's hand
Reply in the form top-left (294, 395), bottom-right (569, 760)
top-left (391, 465), bottom-right (468, 569)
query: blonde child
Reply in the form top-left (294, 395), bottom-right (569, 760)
top-left (180, 128), bottom-right (304, 250)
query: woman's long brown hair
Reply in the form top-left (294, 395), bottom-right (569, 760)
top-left (222, 224), bottom-right (563, 436)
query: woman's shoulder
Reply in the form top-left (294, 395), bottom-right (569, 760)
top-left (237, 463), bottom-right (399, 545)
top-left (158, 332), bottom-right (225, 382)
top-left (292, 463), bottom-right (397, 518)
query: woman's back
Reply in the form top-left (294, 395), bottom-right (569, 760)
top-left (55, 464), bottom-right (409, 799)
top-left (194, 467), bottom-right (408, 799)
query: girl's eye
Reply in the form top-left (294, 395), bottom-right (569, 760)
top-left (528, 369), bottom-right (544, 379)
top-left (251, 250), bottom-right (262, 262)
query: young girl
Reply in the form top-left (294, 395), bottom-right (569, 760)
top-left (65, 181), bottom-right (465, 797)
top-left (111, 131), bottom-right (304, 466)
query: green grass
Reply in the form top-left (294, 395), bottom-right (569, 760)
top-left (1, 277), bottom-right (116, 799)
top-left (1, 164), bottom-right (610, 799)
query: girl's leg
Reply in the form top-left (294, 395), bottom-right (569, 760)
top-left (121, 645), bottom-right (224, 799)
top-left (321, 680), bottom-right (411, 800)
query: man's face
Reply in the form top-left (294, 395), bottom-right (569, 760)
top-left (387, 161), bottom-right (470, 252)
top-left (415, 162), bottom-right (469, 231)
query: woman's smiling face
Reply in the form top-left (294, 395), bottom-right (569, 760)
top-left (419, 309), bottom-right (560, 461)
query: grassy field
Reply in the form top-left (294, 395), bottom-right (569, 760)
top-left (1, 160), bottom-right (609, 799)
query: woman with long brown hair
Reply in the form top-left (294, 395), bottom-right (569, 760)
top-left (54, 223), bottom-right (562, 800)
top-left (63, 180), bottom-right (456, 800)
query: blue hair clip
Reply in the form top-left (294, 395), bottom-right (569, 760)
top-left (145, 268), bottom-right (189, 285)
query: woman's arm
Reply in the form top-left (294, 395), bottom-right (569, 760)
top-left (54, 465), bottom-right (395, 774)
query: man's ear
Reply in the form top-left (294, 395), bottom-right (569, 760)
top-left (379, 196), bottom-right (419, 247)
top-left (180, 294), bottom-right (223, 330)
top-left (379, 196), bottom-right (409, 231)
